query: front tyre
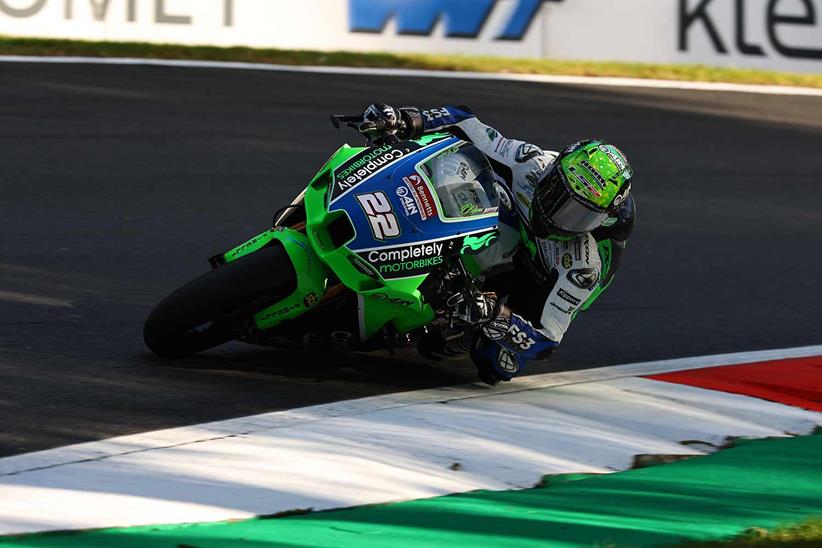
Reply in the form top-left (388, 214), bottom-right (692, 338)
top-left (143, 243), bottom-right (296, 357)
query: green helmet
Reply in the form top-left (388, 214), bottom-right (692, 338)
top-left (530, 140), bottom-right (633, 238)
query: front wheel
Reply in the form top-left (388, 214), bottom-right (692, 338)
top-left (143, 243), bottom-right (296, 357)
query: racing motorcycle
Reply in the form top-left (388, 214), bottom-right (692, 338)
top-left (143, 114), bottom-right (505, 358)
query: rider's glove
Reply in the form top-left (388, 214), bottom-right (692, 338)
top-left (361, 104), bottom-right (424, 141)
top-left (456, 290), bottom-right (500, 325)
top-left (361, 103), bottom-right (399, 138)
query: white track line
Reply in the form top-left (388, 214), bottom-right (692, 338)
top-left (2, 55), bottom-right (821, 97)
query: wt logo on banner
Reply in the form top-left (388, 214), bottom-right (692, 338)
top-left (349, 0), bottom-right (563, 40)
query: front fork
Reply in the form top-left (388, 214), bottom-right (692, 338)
top-left (218, 227), bottom-right (330, 331)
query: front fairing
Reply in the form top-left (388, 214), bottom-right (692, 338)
top-left (301, 134), bottom-right (499, 339)
top-left (327, 135), bottom-right (499, 279)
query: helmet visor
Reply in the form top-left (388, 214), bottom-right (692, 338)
top-left (531, 167), bottom-right (609, 237)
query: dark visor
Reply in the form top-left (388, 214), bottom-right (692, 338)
top-left (531, 167), bottom-right (609, 237)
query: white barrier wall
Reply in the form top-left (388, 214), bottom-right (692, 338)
top-left (0, 0), bottom-right (820, 73)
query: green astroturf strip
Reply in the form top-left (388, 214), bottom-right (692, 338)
top-left (2, 435), bottom-right (821, 548)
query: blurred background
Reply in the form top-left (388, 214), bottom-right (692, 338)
top-left (2, 0), bottom-right (822, 73)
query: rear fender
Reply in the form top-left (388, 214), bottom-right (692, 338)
top-left (219, 228), bottom-right (330, 330)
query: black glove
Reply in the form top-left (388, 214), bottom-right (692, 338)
top-left (362, 103), bottom-right (399, 136)
top-left (361, 103), bottom-right (424, 141)
top-left (418, 329), bottom-right (471, 361)
top-left (455, 291), bottom-right (500, 325)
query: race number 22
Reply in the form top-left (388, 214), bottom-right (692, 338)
top-left (356, 192), bottom-right (400, 241)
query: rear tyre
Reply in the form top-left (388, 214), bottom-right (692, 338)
top-left (143, 243), bottom-right (296, 357)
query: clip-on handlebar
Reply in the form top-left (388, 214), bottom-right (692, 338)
top-left (330, 114), bottom-right (400, 146)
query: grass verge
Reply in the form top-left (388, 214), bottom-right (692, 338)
top-left (2, 36), bottom-right (821, 89)
top-left (682, 517), bottom-right (822, 547)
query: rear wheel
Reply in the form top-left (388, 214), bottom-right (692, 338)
top-left (143, 243), bottom-right (296, 357)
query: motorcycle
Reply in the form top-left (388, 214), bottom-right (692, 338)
top-left (143, 114), bottom-right (504, 358)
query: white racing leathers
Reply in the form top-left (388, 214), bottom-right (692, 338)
top-left (418, 106), bottom-right (634, 380)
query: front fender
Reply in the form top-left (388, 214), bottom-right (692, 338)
top-left (221, 228), bottom-right (330, 330)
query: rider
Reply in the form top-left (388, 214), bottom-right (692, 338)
top-left (359, 103), bottom-right (635, 385)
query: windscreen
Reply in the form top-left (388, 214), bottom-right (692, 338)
top-left (419, 143), bottom-right (499, 219)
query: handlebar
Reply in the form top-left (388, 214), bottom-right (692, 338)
top-left (330, 113), bottom-right (397, 146)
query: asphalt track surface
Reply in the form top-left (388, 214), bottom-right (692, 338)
top-left (1, 62), bottom-right (821, 457)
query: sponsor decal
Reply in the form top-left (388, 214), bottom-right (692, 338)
top-left (356, 192), bottom-right (401, 241)
top-left (574, 239), bottom-right (582, 261)
top-left (371, 293), bottom-right (415, 307)
top-left (259, 303), bottom-right (300, 322)
top-left (485, 127), bottom-right (499, 141)
top-left (378, 256), bottom-right (443, 276)
top-left (395, 185), bottom-right (419, 217)
top-left (567, 268), bottom-right (600, 290)
top-left (421, 107), bottom-right (452, 122)
top-left (494, 138), bottom-right (515, 157)
top-left (349, 0), bottom-right (553, 41)
top-left (599, 144), bottom-right (627, 172)
top-left (482, 314), bottom-right (510, 341)
top-left (367, 242), bottom-right (443, 264)
top-left (678, 0), bottom-right (822, 61)
top-left (461, 231), bottom-right (498, 254)
top-left (580, 160), bottom-right (608, 190)
top-left (508, 324), bottom-right (536, 350)
top-left (457, 161), bottom-right (471, 181)
top-left (362, 241), bottom-right (448, 278)
top-left (303, 293), bottom-right (319, 308)
top-left (227, 236), bottom-right (262, 259)
top-left (557, 288), bottom-right (581, 306)
top-left (561, 253), bottom-right (573, 269)
top-left (569, 165), bottom-right (602, 198)
top-left (550, 302), bottom-right (576, 315)
top-left (498, 348), bottom-right (518, 373)
top-left (612, 184), bottom-right (631, 206)
top-left (515, 143), bottom-right (542, 163)
top-left (460, 203), bottom-right (484, 216)
top-left (499, 139), bottom-right (514, 157)
top-left (332, 144), bottom-right (410, 199)
top-left (404, 174), bottom-right (438, 220)
top-left (537, 238), bottom-right (557, 270)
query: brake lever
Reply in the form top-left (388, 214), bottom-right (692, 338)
top-left (330, 114), bottom-right (396, 147)
top-left (330, 114), bottom-right (363, 129)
